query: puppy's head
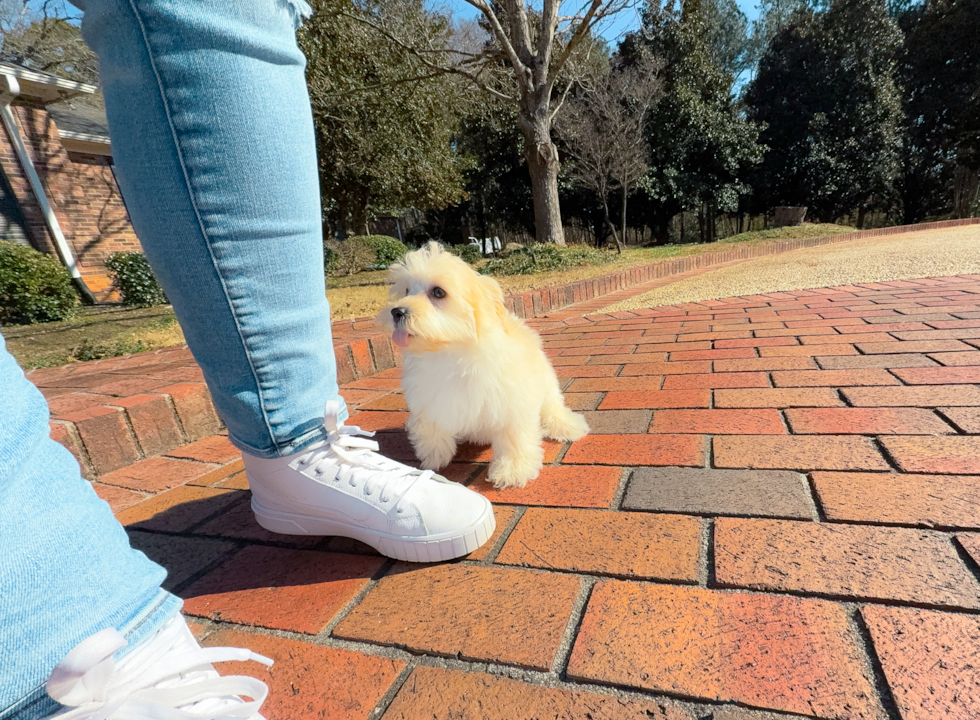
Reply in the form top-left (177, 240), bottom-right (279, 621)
top-left (376, 241), bottom-right (506, 353)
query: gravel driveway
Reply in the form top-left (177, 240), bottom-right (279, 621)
top-left (604, 224), bottom-right (980, 312)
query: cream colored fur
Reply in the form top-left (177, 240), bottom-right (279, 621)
top-left (375, 241), bottom-right (589, 488)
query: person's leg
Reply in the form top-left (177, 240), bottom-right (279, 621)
top-left (79, 0), bottom-right (496, 562)
top-left (0, 335), bottom-right (181, 719)
top-left (80, 0), bottom-right (342, 459)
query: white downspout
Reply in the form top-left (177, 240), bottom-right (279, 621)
top-left (0, 72), bottom-right (96, 304)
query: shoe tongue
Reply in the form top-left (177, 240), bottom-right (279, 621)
top-left (392, 328), bottom-right (410, 348)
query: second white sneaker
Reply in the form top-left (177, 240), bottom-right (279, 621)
top-left (243, 402), bottom-right (495, 563)
top-left (45, 614), bottom-right (271, 719)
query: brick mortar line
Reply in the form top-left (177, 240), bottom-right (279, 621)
top-left (551, 575), bottom-right (598, 676)
top-left (700, 518), bottom-right (715, 588)
top-left (452, 550), bottom-right (698, 588)
top-left (872, 437), bottom-right (906, 474)
top-left (156, 455), bottom-right (224, 468)
top-left (50, 418), bottom-right (95, 478)
top-left (850, 608), bottom-right (904, 720)
top-left (801, 473), bottom-right (825, 522)
top-left (929, 407), bottom-right (962, 434)
top-left (476, 505), bottom-right (526, 566)
top-left (935, 407), bottom-right (970, 433)
top-left (152, 389), bottom-right (192, 445)
top-left (609, 467), bottom-right (634, 511)
top-left (702, 579), bottom-right (980, 614)
top-left (365, 663), bottom-right (414, 720)
top-left (951, 535), bottom-right (980, 586)
top-left (194, 616), bottom-right (712, 717)
top-left (315, 558), bottom-right (397, 643)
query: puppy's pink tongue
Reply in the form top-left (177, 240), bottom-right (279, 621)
top-left (392, 328), bottom-right (410, 348)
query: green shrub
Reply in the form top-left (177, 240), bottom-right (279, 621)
top-left (323, 241), bottom-right (337, 275)
top-left (0, 241), bottom-right (77, 325)
top-left (355, 235), bottom-right (408, 269)
top-left (447, 243), bottom-right (483, 263)
top-left (480, 243), bottom-right (614, 276)
top-left (325, 237), bottom-right (377, 275)
top-left (105, 252), bottom-right (167, 307)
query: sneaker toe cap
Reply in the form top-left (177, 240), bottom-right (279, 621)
top-left (407, 478), bottom-right (492, 536)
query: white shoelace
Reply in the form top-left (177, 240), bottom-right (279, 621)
top-left (295, 401), bottom-right (435, 512)
top-left (46, 617), bottom-right (272, 720)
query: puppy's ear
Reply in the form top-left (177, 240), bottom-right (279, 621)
top-left (386, 261), bottom-right (409, 298)
top-left (469, 272), bottom-right (506, 328)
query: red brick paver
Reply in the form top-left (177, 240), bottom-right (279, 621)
top-left (862, 606), bottom-right (980, 720)
top-left (714, 518), bottom-right (980, 608)
top-left (567, 582), bottom-right (884, 719)
top-left (207, 630), bottom-right (405, 720)
top-left (495, 508), bottom-right (701, 580)
top-left (183, 546), bottom-right (385, 633)
top-left (42, 267), bottom-right (980, 718)
top-left (332, 564), bottom-right (581, 670)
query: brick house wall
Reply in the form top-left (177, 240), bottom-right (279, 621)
top-left (0, 97), bottom-right (140, 299)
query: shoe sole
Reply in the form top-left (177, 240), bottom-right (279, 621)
top-left (250, 497), bottom-right (496, 563)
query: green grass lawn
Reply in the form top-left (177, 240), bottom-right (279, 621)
top-left (326, 223), bottom-right (854, 318)
top-left (3, 305), bottom-right (183, 370)
top-left (5, 223), bottom-right (855, 369)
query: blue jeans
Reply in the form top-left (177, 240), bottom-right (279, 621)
top-left (1, 0), bottom-right (346, 715)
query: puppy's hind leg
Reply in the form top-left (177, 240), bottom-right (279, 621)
top-left (540, 382), bottom-right (589, 441)
top-left (487, 418), bottom-right (544, 489)
top-left (406, 413), bottom-right (457, 471)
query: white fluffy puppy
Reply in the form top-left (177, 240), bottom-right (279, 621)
top-left (375, 241), bottom-right (589, 488)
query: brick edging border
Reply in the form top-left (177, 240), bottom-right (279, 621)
top-left (328, 218), bottom-right (980, 384)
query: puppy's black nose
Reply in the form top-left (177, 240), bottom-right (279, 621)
top-left (391, 307), bottom-right (408, 323)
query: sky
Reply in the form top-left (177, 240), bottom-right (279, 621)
top-left (436, 0), bottom-right (762, 46)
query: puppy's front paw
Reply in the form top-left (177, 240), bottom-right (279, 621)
top-left (487, 454), bottom-right (542, 489)
top-left (416, 442), bottom-right (456, 471)
top-left (407, 416), bottom-right (457, 471)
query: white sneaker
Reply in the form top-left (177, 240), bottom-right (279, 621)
top-left (45, 614), bottom-right (272, 719)
top-left (243, 402), bottom-right (495, 563)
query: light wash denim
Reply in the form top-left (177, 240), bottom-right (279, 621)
top-left (2, 0), bottom-right (347, 715)
top-left (0, 334), bottom-right (183, 719)
top-left (80, 0), bottom-right (346, 458)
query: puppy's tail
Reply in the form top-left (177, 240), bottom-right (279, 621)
top-left (541, 394), bottom-right (590, 441)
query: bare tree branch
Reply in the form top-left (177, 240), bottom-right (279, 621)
top-left (556, 53), bottom-right (663, 250)
top-left (458, 0), bottom-right (531, 87)
top-left (340, 10), bottom-right (514, 100)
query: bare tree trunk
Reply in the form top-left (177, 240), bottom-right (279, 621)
top-left (856, 204), bottom-right (866, 230)
top-left (600, 195), bottom-right (623, 252)
top-left (521, 108), bottom-right (566, 246)
top-left (954, 165), bottom-right (980, 218)
top-left (351, 192), bottom-right (370, 237)
top-left (619, 184), bottom-right (629, 253)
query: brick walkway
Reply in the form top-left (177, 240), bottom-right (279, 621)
top-left (79, 275), bottom-right (980, 719)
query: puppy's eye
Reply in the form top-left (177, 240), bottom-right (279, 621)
top-left (404, 288), bottom-right (409, 296)
top-left (430, 287), bottom-right (447, 300)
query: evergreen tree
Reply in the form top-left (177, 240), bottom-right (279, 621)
top-left (622, 0), bottom-right (763, 243)
top-left (897, 0), bottom-right (980, 220)
top-left (745, 0), bottom-right (903, 224)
